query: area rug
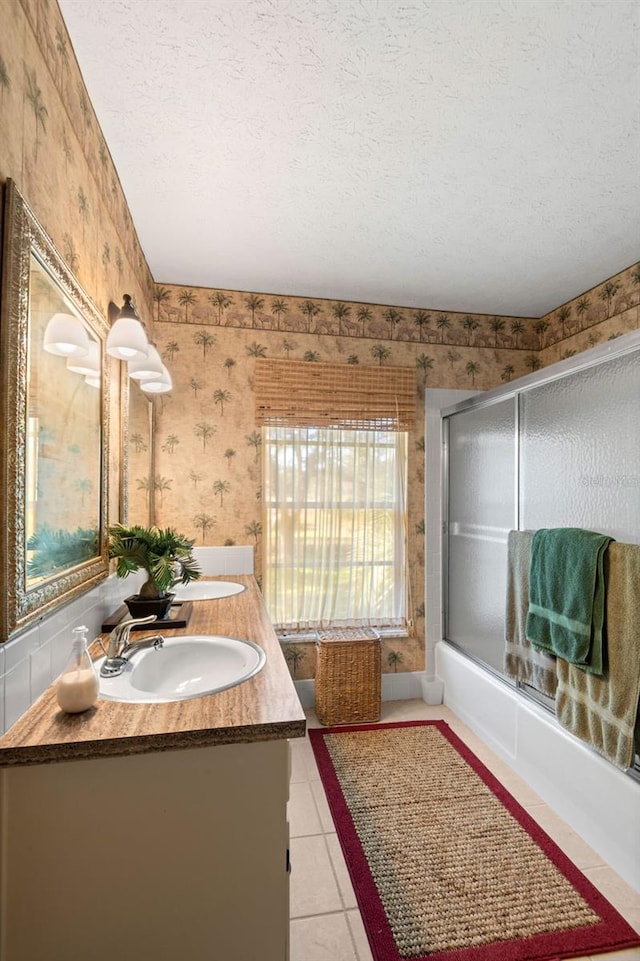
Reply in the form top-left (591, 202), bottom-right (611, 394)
top-left (309, 720), bottom-right (640, 961)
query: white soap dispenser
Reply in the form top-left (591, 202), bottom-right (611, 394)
top-left (56, 625), bottom-right (99, 714)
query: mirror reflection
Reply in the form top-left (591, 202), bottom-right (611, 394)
top-left (1, 179), bottom-right (109, 643)
top-left (123, 377), bottom-right (154, 526)
top-left (25, 255), bottom-right (102, 583)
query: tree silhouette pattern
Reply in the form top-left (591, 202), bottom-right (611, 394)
top-left (195, 329), bottom-right (215, 358)
top-left (155, 286), bottom-right (172, 322)
top-left (210, 291), bottom-right (233, 324)
top-left (436, 314), bottom-right (451, 342)
top-left (414, 311), bottom-right (431, 341)
top-left (25, 68), bottom-right (48, 160)
top-left (284, 646), bottom-right (307, 678)
top-left (213, 479), bottom-right (230, 506)
top-left (371, 343), bottom-right (390, 365)
top-left (11, 1), bottom-right (636, 685)
top-left (194, 422), bottom-right (216, 450)
top-left (387, 650), bottom-right (404, 672)
top-left (271, 298), bottom-right (288, 329)
top-left (0, 54), bottom-right (11, 103)
top-left (244, 294), bottom-right (265, 325)
top-left (193, 513), bottom-right (215, 543)
top-left (600, 281), bottom-right (621, 318)
top-left (162, 434), bottom-right (179, 454)
top-left (178, 289), bottom-right (196, 321)
top-left (332, 302), bottom-right (351, 334)
top-left (301, 300), bottom-right (321, 331)
top-left (213, 389), bottom-right (231, 415)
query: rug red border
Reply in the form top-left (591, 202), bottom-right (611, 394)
top-left (309, 719), bottom-right (640, 961)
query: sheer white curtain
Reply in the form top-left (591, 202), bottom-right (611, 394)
top-left (263, 426), bottom-right (408, 630)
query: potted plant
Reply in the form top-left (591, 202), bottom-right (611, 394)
top-left (108, 523), bottom-right (201, 619)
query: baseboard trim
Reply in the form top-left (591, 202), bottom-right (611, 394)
top-left (294, 671), bottom-right (429, 711)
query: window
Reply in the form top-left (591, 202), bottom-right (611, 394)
top-left (263, 426), bottom-right (408, 631)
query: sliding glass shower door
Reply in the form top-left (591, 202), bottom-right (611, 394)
top-left (445, 397), bottom-right (516, 674)
top-left (520, 353), bottom-right (640, 542)
top-left (442, 333), bottom-right (640, 775)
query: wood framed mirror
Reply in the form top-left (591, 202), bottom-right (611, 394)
top-left (0, 180), bottom-right (110, 642)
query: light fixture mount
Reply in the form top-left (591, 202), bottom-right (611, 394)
top-left (106, 294), bottom-right (149, 361)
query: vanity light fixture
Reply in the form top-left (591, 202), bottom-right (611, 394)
top-left (128, 343), bottom-right (164, 380)
top-left (84, 374), bottom-right (101, 389)
top-left (66, 339), bottom-right (100, 376)
top-left (106, 294), bottom-right (149, 361)
top-left (108, 293), bottom-right (173, 393)
top-left (140, 363), bottom-right (172, 394)
top-left (44, 312), bottom-right (91, 358)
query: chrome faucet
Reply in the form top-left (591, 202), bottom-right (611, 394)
top-left (100, 615), bottom-right (165, 677)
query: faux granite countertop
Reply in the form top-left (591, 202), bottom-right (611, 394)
top-left (0, 576), bottom-right (306, 767)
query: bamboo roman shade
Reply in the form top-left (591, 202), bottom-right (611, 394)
top-left (255, 359), bottom-right (416, 431)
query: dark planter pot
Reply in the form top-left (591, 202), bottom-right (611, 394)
top-left (124, 593), bottom-right (175, 620)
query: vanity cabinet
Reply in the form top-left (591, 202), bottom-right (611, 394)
top-left (0, 738), bottom-right (291, 961)
top-left (0, 576), bottom-right (305, 960)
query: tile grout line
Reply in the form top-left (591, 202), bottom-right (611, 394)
top-left (291, 908), bottom-right (352, 921)
top-left (291, 739), bottom-right (365, 959)
top-left (320, 831), bottom-right (362, 961)
top-left (313, 743), bottom-right (365, 960)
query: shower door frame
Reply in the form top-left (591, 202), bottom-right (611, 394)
top-left (440, 328), bottom-right (640, 773)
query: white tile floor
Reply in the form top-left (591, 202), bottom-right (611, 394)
top-left (288, 700), bottom-right (640, 961)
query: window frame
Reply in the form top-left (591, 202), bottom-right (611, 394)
top-left (262, 424), bottom-right (409, 632)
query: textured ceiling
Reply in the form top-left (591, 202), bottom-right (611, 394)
top-left (58, 0), bottom-right (639, 317)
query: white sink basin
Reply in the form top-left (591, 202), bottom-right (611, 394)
top-left (172, 580), bottom-right (246, 601)
top-left (96, 635), bottom-right (266, 703)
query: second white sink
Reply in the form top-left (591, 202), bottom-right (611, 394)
top-left (172, 580), bottom-right (246, 601)
top-left (96, 635), bottom-right (265, 703)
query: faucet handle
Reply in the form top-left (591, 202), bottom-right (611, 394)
top-left (118, 614), bottom-right (158, 630)
top-left (108, 614), bottom-right (158, 658)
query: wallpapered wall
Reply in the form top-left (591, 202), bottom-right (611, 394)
top-left (0, 0), bottom-right (153, 523)
top-left (147, 264), bottom-right (638, 678)
top-left (2, 0), bottom-right (638, 679)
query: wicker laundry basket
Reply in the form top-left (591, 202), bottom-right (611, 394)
top-left (314, 628), bottom-right (381, 726)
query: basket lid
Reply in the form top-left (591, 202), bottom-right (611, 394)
top-left (316, 627), bottom-right (380, 644)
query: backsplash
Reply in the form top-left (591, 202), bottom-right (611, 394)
top-left (0, 546), bottom-right (254, 736)
top-left (0, 572), bottom-right (134, 736)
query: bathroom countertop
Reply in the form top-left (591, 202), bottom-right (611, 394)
top-left (0, 576), bottom-right (306, 767)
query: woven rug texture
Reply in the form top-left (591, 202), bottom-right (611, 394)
top-left (309, 720), bottom-right (640, 961)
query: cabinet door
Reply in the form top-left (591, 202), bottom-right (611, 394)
top-left (1, 740), bottom-right (291, 961)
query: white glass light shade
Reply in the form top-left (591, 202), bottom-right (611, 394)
top-left (106, 317), bottom-right (149, 360)
top-left (140, 364), bottom-right (172, 393)
top-left (66, 339), bottom-right (100, 376)
top-left (44, 313), bottom-right (90, 358)
top-left (84, 374), bottom-right (101, 389)
top-left (128, 344), bottom-right (163, 380)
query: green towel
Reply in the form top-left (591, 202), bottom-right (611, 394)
top-left (526, 528), bottom-right (613, 675)
top-left (555, 542), bottom-right (640, 769)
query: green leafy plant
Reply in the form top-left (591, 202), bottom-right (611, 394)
top-left (27, 525), bottom-right (98, 577)
top-left (108, 524), bottom-right (201, 599)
